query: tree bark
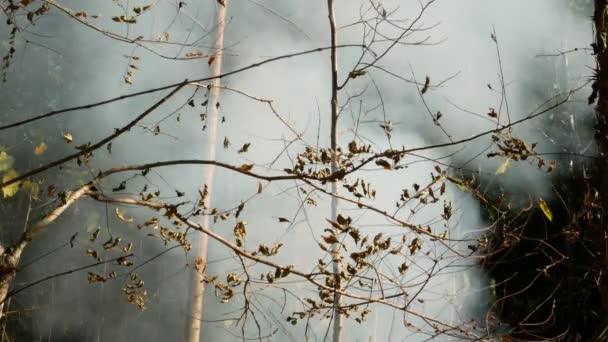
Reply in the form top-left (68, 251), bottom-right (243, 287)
top-left (186, 2), bottom-right (228, 342)
top-left (0, 184), bottom-right (92, 320)
top-left (326, 1), bottom-right (343, 341)
top-left (593, 0), bottom-right (608, 314)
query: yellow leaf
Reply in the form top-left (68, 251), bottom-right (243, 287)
top-left (115, 208), bottom-right (134, 223)
top-left (63, 133), bottom-right (73, 143)
top-left (495, 158), bottom-right (511, 175)
top-left (238, 164), bottom-right (253, 173)
top-left (538, 198), bottom-right (553, 222)
top-left (447, 176), bottom-right (469, 192)
top-left (0, 151), bottom-right (14, 171)
top-left (34, 142), bottom-right (48, 156)
top-left (2, 169), bottom-right (21, 198)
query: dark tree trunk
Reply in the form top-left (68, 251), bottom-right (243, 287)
top-left (593, 0), bottom-right (608, 315)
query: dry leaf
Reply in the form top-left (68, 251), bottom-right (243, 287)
top-left (495, 158), bottom-right (511, 175)
top-left (34, 142), bottom-right (47, 156)
top-left (421, 75), bottom-right (430, 94)
top-left (238, 143), bottom-right (250, 153)
top-left (322, 235), bottom-right (340, 244)
top-left (238, 164), bottom-right (254, 173)
top-left (63, 133), bottom-right (73, 143)
top-left (115, 208), bottom-right (134, 223)
top-left (375, 159), bottom-right (392, 170)
top-left (487, 108), bottom-right (498, 118)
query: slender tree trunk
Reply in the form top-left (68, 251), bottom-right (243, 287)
top-left (326, 1), bottom-right (343, 341)
top-left (186, 2), bottom-right (228, 342)
top-left (0, 243), bottom-right (25, 320)
top-left (0, 183), bottom-right (91, 320)
top-left (593, 0), bottom-right (608, 314)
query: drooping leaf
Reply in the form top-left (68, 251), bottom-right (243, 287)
top-left (538, 198), bottom-right (553, 222)
top-left (235, 202), bottom-right (245, 218)
top-left (421, 75), bottom-right (430, 94)
top-left (495, 157), bottom-right (511, 175)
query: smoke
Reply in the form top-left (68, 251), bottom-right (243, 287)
top-left (0, 0), bottom-right (594, 341)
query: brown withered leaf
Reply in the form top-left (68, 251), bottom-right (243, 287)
top-left (421, 75), bottom-right (430, 94)
top-left (238, 143), bottom-right (250, 153)
top-left (322, 235), bottom-right (340, 244)
top-left (487, 108), bottom-right (498, 118)
top-left (349, 70), bottom-right (366, 79)
top-left (235, 202), bottom-right (245, 218)
top-left (238, 164), bottom-right (254, 173)
top-left (375, 159), bottom-right (392, 170)
top-left (326, 219), bottom-right (342, 230)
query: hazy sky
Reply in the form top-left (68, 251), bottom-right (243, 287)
top-left (0, 0), bottom-right (594, 341)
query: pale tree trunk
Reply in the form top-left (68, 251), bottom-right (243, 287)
top-left (185, 2), bottom-right (228, 342)
top-left (0, 184), bottom-right (92, 320)
top-left (326, 1), bottom-right (343, 341)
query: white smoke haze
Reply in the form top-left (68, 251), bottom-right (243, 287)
top-left (0, 0), bottom-right (594, 341)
